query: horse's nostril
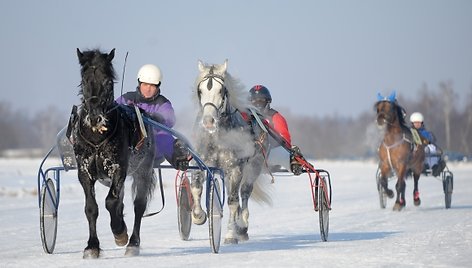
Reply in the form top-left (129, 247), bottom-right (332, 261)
top-left (203, 116), bottom-right (214, 126)
top-left (202, 116), bottom-right (217, 132)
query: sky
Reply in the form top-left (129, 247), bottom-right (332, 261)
top-left (1, 158), bottom-right (471, 267)
top-left (1, 0), bottom-right (472, 119)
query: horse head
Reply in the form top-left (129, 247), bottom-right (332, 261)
top-left (195, 59), bottom-right (229, 133)
top-left (77, 48), bottom-right (116, 132)
top-left (375, 91), bottom-right (399, 126)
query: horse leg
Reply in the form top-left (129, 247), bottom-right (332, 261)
top-left (380, 174), bottom-right (394, 198)
top-left (236, 159), bottom-right (263, 242)
top-left (413, 173), bottom-right (421, 206)
top-left (190, 170), bottom-right (207, 225)
top-left (237, 181), bottom-right (253, 241)
top-left (124, 169), bottom-right (154, 256)
top-left (78, 170), bottom-right (101, 259)
top-left (105, 175), bottom-right (128, 248)
top-left (393, 172), bottom-right (406, 211)
top-left (224, 169), bottom-right (243, 244)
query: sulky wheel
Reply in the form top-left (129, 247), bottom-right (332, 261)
top-left (40, 178), bottom-right (58, 254)
top-left (318, 176), bottom-right (330, 242)
top-left (177, 173), bottom-right (192, 240)
top-left (208, 174), bottom-right (223, 253)
top-left (443, 171), bottom-right (453, 209)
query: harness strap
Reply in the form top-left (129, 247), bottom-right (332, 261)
top-left (254, 132), bottom-right (274, 183)
top-left (382, 133), bottom-right (413, 176)
top-left (78, 108), bottom-right (120, 176)
top-left (143, 168), bottom-right (165, 217)
top-left (78, 108), bottom-right (119, 150)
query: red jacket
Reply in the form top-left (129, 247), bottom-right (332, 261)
top-left (266, 109), bottom-right (291, 146)
top-left (241, 108), bottom-right (291, 147)
top-left (270, 111), bottom-right (291, 145)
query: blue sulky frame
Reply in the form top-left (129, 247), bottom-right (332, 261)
top-left (36, 105), bottom-right (225, 254)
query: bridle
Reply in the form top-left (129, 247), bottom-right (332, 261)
top-left (197, 66), bottom-right (230, 119)
top-left (78, 67), bottom-right (119, 146)
top-left (376, 101), bottom-right (396, 126)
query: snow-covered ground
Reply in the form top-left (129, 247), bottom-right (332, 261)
top-left (0, 157), bottom-right (471, 267)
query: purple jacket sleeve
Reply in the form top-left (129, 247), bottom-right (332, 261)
top-left (115, 96), bottom-right (128, 105)
top-left (115, 95), bottom-right (176, 128)
top-left (144, 101), bottom-right (176, 128)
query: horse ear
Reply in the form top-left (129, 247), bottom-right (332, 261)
top-left (222, 59), bottom-right (228, 72)
top-left (198, 60), bottom-right (205, 72)
top-left (107, 48), bottom-right (115, 61)
top-left (77, 48), bottom-right (85, 65)
top-left (388, 91), bottom-right (396, 102)
top-left (377, 92), bottom-right (384, 101)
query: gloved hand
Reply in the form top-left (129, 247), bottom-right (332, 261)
top-left (172, 139), bottom-right (190, 171)
top-left (290, 145), bottom-right (304, 176)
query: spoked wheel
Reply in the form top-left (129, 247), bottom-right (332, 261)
top-left (40, 178), bottom-right (58, 254)
top-left (318, 176), bottom-right (329, 242)
top-left (177, 173), bottom-right (192, 240)
top-left (376, 168), bottom-right (387, 209)
top-left (443, 171), bottom-right (453, 209)
top-left (208, 174), bottom-right (223, 253)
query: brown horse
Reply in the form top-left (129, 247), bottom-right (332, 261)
top-left (375, 94), bottom-right (425, 211)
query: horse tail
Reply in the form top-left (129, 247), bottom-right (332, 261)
top-left (249, 173), bottom-right (273, 206)
top-left (131, 164), bottom-right (157, 206)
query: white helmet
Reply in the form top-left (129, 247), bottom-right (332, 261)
top-left (137, 64), bottom-right (162, 85)
top-left (410, 112), bottom-right (424, 123)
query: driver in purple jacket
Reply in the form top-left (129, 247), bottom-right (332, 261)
top-left (116, 64), bottom-right (189, 170)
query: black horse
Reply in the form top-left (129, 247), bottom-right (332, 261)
top-left (72, 48), bottom-right (156, 258)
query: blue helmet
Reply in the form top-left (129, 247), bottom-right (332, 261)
top-left (249, 85), bottom-right (272, 103)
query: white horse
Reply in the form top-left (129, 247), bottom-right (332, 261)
top-left (190, 59), bottom-right (271, 244)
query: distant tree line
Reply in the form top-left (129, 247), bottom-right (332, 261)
top-left (1, 81), bottom-right (470, 159)
top-left (0, 103), bottom-right (66, 154)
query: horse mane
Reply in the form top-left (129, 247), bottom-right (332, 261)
top-left (193, 61), bottom-right (251, 111)
top-left (224, 72), bottom-right (251, 111)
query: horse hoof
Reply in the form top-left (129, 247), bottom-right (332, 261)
top-left (83, 248), bottom-right (100, 259)
top-left (238, 233), bottom-right (249, 242)
top-left (124, 246), bottom-right (140, 257)
top-left (192, 211), bottom-right (207, 225)
top-left (413, 191), bottom-right (421, 206)
top-left (386, 189), bottom-right (394, 198)
top-left (414, 198), bottom-right (421, 206)
top-left (224, 237), bottom-right (239, 244)
top-left (392, 201), bottom-right (405, 211)
top-left (114, 229), bottom-right (129, 246)
top-left (237, 226), bottom-right (248, 236)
